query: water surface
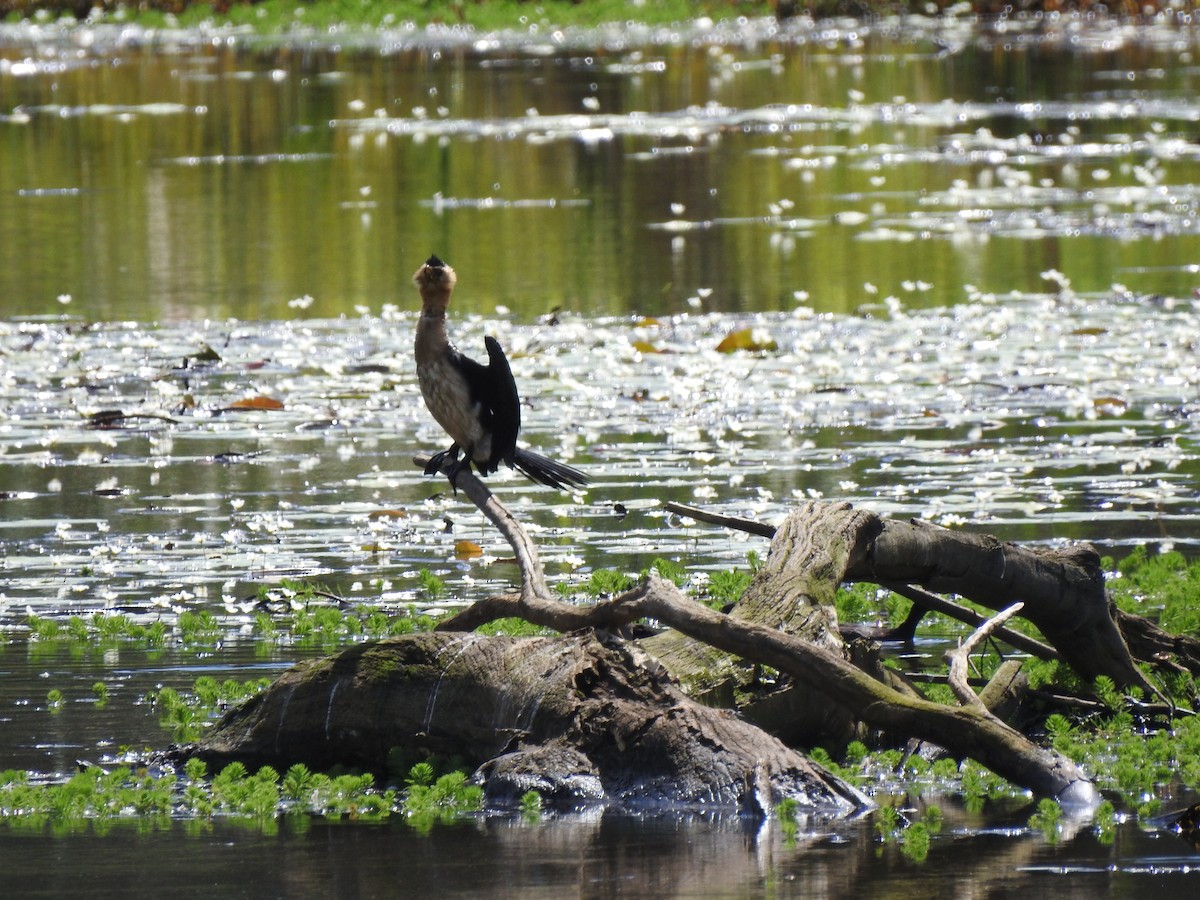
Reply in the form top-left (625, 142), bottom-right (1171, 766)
top-left (1, 15), bottom-right (1199, 320)
top-left (2, 13), bottom-right (1200, 897)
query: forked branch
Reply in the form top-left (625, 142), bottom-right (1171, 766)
top-left (421, 463), bottom-right (1097, 804)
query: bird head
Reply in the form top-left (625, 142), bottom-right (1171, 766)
top-left (413, 255), bottom-right (457, 315)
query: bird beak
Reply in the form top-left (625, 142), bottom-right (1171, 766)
top-left (413, 256), bottom-right (455, 292)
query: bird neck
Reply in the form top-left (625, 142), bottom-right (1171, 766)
top-left (415, 306), bottom-right (451, 364)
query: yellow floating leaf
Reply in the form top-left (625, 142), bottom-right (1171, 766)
top-left (716, 327), bottom-right (777, 353)
top-left (455, 540), bottom-right (483, 559)
top-left (1071, 327), bottom-right (1107, 336)
top-left (368, 509), bottom-right (408, 520)
top-left (636, 316), bottom-right (662, 327)
top-left (1092, 396), bottom-right (1127, 415)
top-left (228, 396), bottom-right (285, 411)
top-left (632, 339), bottom-right (667, 354)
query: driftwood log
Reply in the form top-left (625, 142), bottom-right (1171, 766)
top-left (187, 629), bottom-right (868, 815)
top-left (424, 466), bottom-right (1111, 804)
top-left (183, 455), bottom-right (1200, 810)
top-left (657, 500), bottom-right (1154, 695)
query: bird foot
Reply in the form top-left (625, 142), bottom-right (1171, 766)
top-left (424, 445), bottom-right (459, 477)
top-left (424, 445), bottom-right (467, 494)
top-left (444, 457), bottom-right (470, 494)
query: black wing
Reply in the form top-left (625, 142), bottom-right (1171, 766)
top-left (482, 336), bottom-right (521, 469)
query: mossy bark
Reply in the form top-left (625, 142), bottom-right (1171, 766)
top-left (181, 630), bottom-right (869, 815)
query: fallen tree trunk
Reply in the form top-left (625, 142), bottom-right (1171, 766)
top-left (182, 629), bottom-right (869, 816)
top-left (664, 500), bottom-right (1154, 695)
top-left (187, 461), bottom-right (1137, 808)
top-left (443, 569), bottom-right (1094, 805)
top-left (424, 472), bottom-right (1098, 805)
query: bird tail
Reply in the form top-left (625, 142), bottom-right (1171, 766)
top-left (511, 448), bottom-right (589, 491)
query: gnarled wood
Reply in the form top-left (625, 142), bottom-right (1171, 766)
top-left (430, 480), bottom-right (1097, 804)
top-left (182, 629), bottom-right (869, 816)
top-left (860, 517), bottom-right (1153, 693)
top-left (194, 461), bottom-right (1147, 807)
top-left (667, 499), bottom-right (1147, 692)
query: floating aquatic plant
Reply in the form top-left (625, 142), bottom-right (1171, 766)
top-left (1029, 798), bottom-right (1064, 842)
top-left (518, 790), bottom-right (542, 822)
top-left (402, 762), bottom-right (484, 833)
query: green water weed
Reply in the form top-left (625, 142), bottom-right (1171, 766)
top-left (647, 558), bottom-right (687, 587)
top-left (775, 796), bottom-right (800, 845)
top-left (417, 569), bottom-right (446, 602)
top-left (402, 763), bottom-right (483, 832)
top-left (1029, 798), bottom-right (1063, 841)
top-left (1106, 546), bottom-right (1200, 634)
top-left (899, 820), bottom-right (931, 862)
top-left (706, 568), bottom-right (753, 608)
top-left (519, 790), bottom-right (542, 822)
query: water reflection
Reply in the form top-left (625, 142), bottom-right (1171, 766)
top-left (1, 19), bottom-right (1199, 321)
top-left (0, 799), bottom-right (1196, 898)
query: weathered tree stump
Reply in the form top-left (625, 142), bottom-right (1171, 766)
top-left (660, 500), bottom-right (1153, 697)
top-left (183, 630), bottom-right (869, 815)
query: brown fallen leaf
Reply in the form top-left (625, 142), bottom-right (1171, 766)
top-left (632, 339), bottom-right (668, 354)
top-left (1092, 396), bottom-right (1127, 415)
top-left (716, 327), bottom-right (777, 353)
top-left (228, 396), bottom-right (285, 411)
top-left (455, 540), bottom-right (483, 559)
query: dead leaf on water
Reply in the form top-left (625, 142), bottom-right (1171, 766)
top-left (455, 539), bottom-right (483, 559)
top-left (368, 509), bottom-right (408, 520)
top-left (227, 396), bottom-right (285, 411)
top-left (1093, 396), bottom-right (1127, 415)
top-left (632, 339), bottom-right (668, 354)
top-left (716, 327), bottom-right (777, 353)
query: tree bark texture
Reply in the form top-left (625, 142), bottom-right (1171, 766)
top-left (182, 630), bottom-right (869, 816)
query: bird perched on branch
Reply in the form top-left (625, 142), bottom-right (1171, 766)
top-left (412, 255), bottom-right (588, 492)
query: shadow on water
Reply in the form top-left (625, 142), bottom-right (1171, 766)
top-left (2, 13), bottom-right (1200, 895)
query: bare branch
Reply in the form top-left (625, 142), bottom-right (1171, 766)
top-left (664, 501), bottom-right (776, 538)
top-left (883, 581), bottom-right (1058, 661)
top-left (946, 602), bottom-right (1025, 710)
top-left (415, 455), bottom-right (549, 599)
